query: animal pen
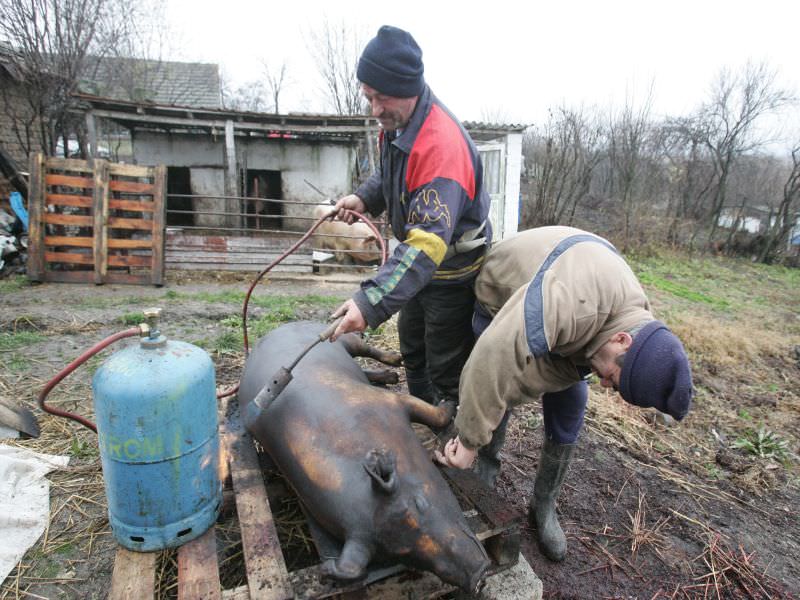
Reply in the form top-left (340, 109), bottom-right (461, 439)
top-left (24, 154), bottom-right (389, 285)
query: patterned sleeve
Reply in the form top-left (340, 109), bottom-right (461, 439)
top-left (353, 176), bottom-right (473, 327)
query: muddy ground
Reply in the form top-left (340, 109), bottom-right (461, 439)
top-left (0, 264), bottom-right (798, 600)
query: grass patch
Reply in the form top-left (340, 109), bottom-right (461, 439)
top-left (0, 275), bottom-right (28, 293)
top-left (0, 331), bottom-right (46, 351)
top-left (636, 270), bottom-right (729, 309)
top-left (69, 436), bottom-right (99, 460)
top-left (6, 353), bottom-right (29, 371)
top-left (208, 294), bottom-right (341, 354)
top-left (118, 312), bottom-right (146, 326)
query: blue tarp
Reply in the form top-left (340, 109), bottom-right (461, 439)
top-left (9, 192), bottom-right (27, 232)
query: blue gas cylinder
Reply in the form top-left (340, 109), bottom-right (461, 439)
top-left (92, 309), bottom-right (222, 552)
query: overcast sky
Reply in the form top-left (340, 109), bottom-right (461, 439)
top-left (164, 0), bottom-right (799, 145)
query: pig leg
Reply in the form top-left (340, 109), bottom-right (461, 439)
top-left (339, 334), bottom-right (403, 367)
top-left (362, 369), bottom-right (399, 385)
top-left (321, 537), bottom-right (374, 581)
top-left (395, 393), bottom-right (456, 430)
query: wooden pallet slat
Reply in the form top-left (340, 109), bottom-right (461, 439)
top-left (151, 164), bottom-right (166, 285)
top-left (109, 547), bottom-right (157, 600)
top-left (225, 420), bottom-right (293, 600)
top-left (42, 213), bottom-right (94, 227)
top-left (109, 199), bottom-right (156, 212)
top-left (27, 153), bottom-right (46, 281)
top-left (177, 527), bottom-right (222, 600)
top-left (44, 251), bottom-right (94, 265)
top-left (107, 216), bottom-right (154, 230)
top-left (94, 159), bottom-right (110, 283)
top-left (109, 179), bottom-right (156, 194)
top-left (44, 235), bottom-right (94, 248)
top-left (108, 238), bottom-right (157, 249)
top-left (46, 193), bottom-right (94, 207)
top-left (45, 173), bottom-right (94, 188)
top-left (107, 254), bottom-right (153, 268)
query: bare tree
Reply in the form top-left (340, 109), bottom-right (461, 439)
top-left (306, 19), bottom-right (367, 115)
top-left (757, 144), bottom-right (800, 263)
top-left (220, 70), bottom-right (268, 112)
top-left (479, 106), bottom-right (511, 125)
top-left (657, 116), bottom-right (717, 247)
top-left (0, 0), bottom-right (159, 157)
top-left (698, 62), bottom-right (794, 243)
top-left (261, 59), bottom-right (288, 114)
top-left (607, 88), bottom-right (654, 250)
top-left (523, 106), bottom-right (604, 228)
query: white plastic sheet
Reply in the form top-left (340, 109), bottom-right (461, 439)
top-left (0, 445), bottom-right (69, 584)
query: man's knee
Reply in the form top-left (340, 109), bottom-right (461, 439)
top-left (542, 381), bottom-right (588, 444)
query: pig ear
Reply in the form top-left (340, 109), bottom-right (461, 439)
top-left (363, 448), bottom-right (397, 495)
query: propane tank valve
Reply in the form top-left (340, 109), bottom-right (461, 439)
top-left (141, 307), bottom-right (166, 348)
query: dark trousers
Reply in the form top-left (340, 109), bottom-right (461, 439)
top-left (482, 380), bottom-right (589, 459)
top-left (398, 280), bottom-right (476, 404)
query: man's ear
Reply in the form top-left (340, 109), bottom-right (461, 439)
top-left (617, 331), bottom-right (633, 351)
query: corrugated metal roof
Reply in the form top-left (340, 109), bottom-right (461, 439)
top-left (463, 120), bottom-right (528, 132)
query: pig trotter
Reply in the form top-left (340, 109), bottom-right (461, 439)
top-left (321, 538), bottom-right (373, 581)
top-left (363, 448), bottom-right (397, 494)
top-left (362, 368), bottom-right (399, 385)
top-left (339, 334), bottom-right (403, 366)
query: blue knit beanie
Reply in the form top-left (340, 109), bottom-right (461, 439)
top-left (618, 321), bottom-right (693, 421)
top-left (357, 25), bottom-right (424, 98)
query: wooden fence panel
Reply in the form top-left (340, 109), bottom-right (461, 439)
top-left (26, 154), bottom-right (166, 285)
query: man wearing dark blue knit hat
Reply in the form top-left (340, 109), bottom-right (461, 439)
top-left (435, 226), bottom-right (693, 562)
top-left (330, 26), bottom-right (493, 413)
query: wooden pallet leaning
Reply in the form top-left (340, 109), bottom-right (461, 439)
top-left (108, 397), bottom-right (522, 600)
top-left (27, 153), bottom-right (165, 285)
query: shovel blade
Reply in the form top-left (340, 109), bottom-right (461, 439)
top-left (0, 398), bottom-right (40, 438)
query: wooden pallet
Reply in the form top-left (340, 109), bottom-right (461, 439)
top-left (27, 153), bottom-right (165, 285)
top-left (108, 400), bottom-right (522, 600)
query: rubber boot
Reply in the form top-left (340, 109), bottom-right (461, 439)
top-left (528, 439), bottom-right (575, 562)
top-left (474, 411), bottom-right (511, 488)
top-left (474, 452), bottom-right (501, 488)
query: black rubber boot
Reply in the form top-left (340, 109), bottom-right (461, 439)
top-left (473, 410), bottom-right (511, 488)
top-left (528, 439), bottom-right (575, 562)
top-left (474, 453), bottom-right (501, 488)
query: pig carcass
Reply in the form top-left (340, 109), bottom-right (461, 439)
top-left (238, 321), bottom-right (490, 593)
top-left (313, 204), bottom-right (381, 264)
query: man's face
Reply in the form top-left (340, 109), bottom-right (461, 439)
top-left (589, 332), bottom-right (633, 391)
top-left (362, 83), bottom-right (418, 131)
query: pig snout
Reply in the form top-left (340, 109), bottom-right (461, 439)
top-left (429, 525), bottom-right (490, 593)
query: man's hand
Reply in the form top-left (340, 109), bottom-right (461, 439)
top-left (329, 299), bottom-right (367, 341)
top-left (333, 194), bottom-right (367, 224)
top-left (434, 436), bottom-right (477, 470)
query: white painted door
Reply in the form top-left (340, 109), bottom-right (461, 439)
top-left (478, 143), bottom-right (506, 239)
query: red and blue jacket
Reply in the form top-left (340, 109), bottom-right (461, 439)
top-left (353, 85), bottom-right (492, 328)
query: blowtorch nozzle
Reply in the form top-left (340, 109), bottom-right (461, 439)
top-left (251, 366), bottom-right (293, 411)
top-left (246, 317), bottom-right (345, 422)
